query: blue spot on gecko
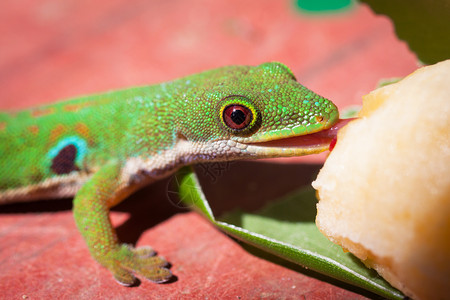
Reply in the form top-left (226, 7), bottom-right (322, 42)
top-left (47, 136), bottom-right (87, 174)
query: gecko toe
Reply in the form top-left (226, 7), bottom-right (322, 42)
top-left (108, 244), bottom-right (173, 285)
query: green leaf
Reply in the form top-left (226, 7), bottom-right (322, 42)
top-left (360, 0), bottom-right (450, 64)
top-left (175, 166), bottom-right (404, 299)
top-left (295, 0), bottom-right (355, 13)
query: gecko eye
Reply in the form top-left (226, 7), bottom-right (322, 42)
top-left (218, 95), bottom-right (260, 136)
top-left (222, 104), bottom-right (253, 130)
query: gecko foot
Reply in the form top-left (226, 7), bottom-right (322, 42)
top-left (110, 244), bottom-right (172, 286)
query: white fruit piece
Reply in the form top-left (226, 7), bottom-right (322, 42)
top-left (312, 60), bottom-right (450, 300)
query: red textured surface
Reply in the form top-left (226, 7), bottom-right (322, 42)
top-left (0, 0), bottom-right (417, 298)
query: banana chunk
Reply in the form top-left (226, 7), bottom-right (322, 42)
top-left (313, 60), bottom-right (450, 300)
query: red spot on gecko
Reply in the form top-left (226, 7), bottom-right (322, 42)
top-left (0, 121), bottom-right (6, 131)
top-left (75, 123), bottom-right (90, 138)
top-left (49, 124), bottom-right (67, 143)
top-left (31, 107), bottom-right (55, 118)
top-left (63, 102), bottom-right (91, 112)
top-left (28, 125), bottom-right (40, 135)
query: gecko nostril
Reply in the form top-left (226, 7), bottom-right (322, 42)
top-left (315, 115), bottom-right (324, 123)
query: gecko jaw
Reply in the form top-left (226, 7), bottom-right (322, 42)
top-left (240, 118), bottom-right (354, 158)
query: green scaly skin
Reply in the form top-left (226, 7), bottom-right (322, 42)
top-left (0, 62), bottom-right (339, 285)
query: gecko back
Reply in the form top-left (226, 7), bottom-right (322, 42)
top-left (0, 87), bottom-right (166, 202)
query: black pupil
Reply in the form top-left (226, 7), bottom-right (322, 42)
top-left (223, 104), bottom-right (253, 130)
top-left (230, 109), bottom-right (246, 125)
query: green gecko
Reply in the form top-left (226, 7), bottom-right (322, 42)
top-left (0, 62), bottom-right (339, 286)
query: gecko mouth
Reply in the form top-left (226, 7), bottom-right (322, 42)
top-left (246, 118), bottom-right (354, 154)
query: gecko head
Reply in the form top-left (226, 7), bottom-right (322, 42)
top-left (177, 62), bottom-right (341, 160)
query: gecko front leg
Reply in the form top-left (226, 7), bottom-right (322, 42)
top-left (72, 160), bottom-right (172, 286)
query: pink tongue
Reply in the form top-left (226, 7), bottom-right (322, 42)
top-left (256, 118), bottom-right (355, 149)
top-left (315, 118), bottom-right (355, 151)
